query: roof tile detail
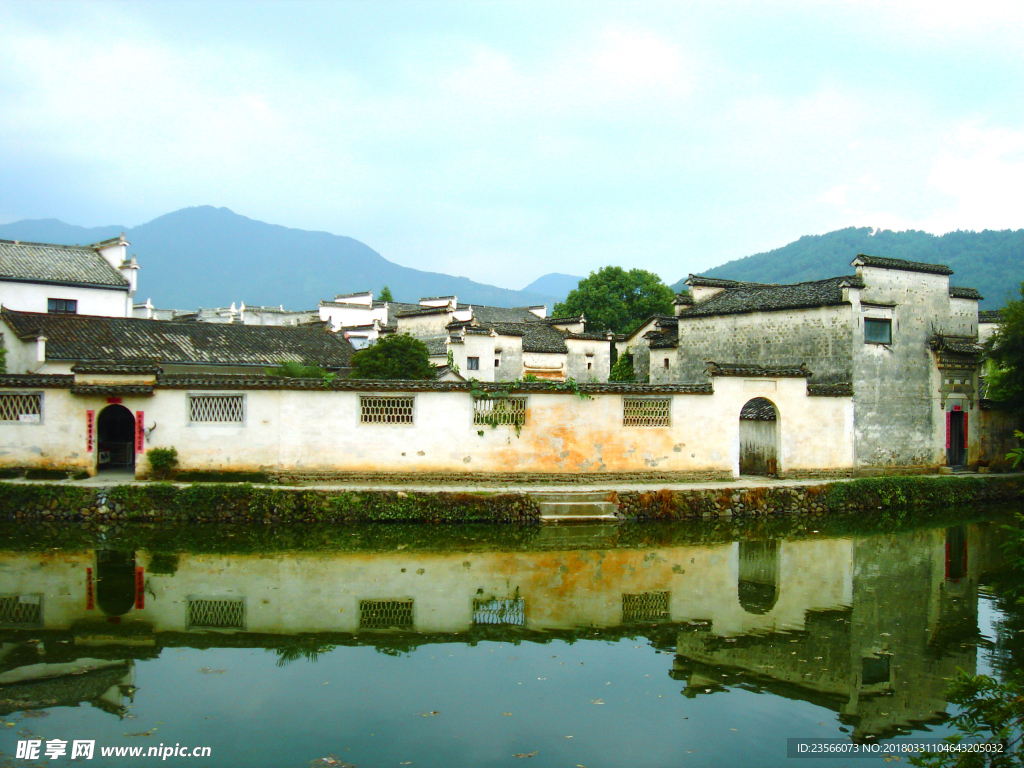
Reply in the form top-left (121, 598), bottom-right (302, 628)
top-left (949, 286), bottom-right (983, 300)
top-left (852, 254), bottom-right (954, 275)
top-left (707, 362), bottom-right (812, 378)
top-left (2, 308), bottom-right (355, 369)
top-left (0, 240), bottom-right (128, 289)
top-left (679, 276), bottom-right (863, 318)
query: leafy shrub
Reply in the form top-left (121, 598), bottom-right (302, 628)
top-left (146, 447), bottom-right (179, 479)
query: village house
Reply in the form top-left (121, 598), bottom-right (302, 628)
top-left (318, 291), bottom-right (614, 381)
top-left (0, 235), bottom-right (138, 318)
top-left (133, 300), bottom-right (318, 327)
top-left (628, 255), bottom-right (1008, 472)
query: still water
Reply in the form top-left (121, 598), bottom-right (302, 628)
top-left (0, 510), bottom-right (1020, 767)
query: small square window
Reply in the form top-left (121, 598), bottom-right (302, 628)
top-left (864, 318), bottom-right (892, 344)
top-left (47, 298), bottom-right (77, 314)
top-left (467, 357), bottom-right (480, 371)
top-left (494, 358), bottom-right (500, 368)
top-left (663, 358), bottom-right (670, 369)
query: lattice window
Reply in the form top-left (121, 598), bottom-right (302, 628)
top-left (473, 397), bottom-right (527, 427)
top-left (473, 597), bottom-right (525, 626)
top-left (359, 599), bottom-right (414, 629)
top-left (189, 394), bottom-right (244, 424)
top-left (622, 591), bottom-right (670, 622)
top-left (622, 397), bottom-right (670, 427)
top-left (360, 396), bottom-right (414, 424)
top-left (0, 595), bottom-right (42, 626)
top-left (0, 393), bottom-right (42, 424)
top-left (187, 598), bottom-right (245, 629)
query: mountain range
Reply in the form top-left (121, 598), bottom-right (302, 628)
top-left (677, 227), bottom-right (1023, 309)
top-left (1, 208), bottom-right (1020, 311)
top-left (0, 206), bottom-right (563, 310)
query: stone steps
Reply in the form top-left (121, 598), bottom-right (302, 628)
top-left (531, 492), bottom-right (620, 524)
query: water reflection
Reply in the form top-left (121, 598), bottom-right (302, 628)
top-left (0, 517), bottom-right (1017, 744)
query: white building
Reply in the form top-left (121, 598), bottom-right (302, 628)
top-left (0, 235), bottom-right (138, 317)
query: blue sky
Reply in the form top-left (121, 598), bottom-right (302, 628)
top-left (2, 0), bottom-right (1022, 288)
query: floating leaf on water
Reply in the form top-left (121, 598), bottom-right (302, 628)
top-left (124, 729), bottom-right (157, 737)
top-left (308, 756), bottom-right (355, 768)
top-left (199, 668), bottom-right (226, 674)
top-left (591, 699), bottom-right (604, 705)
top-left (512, 752), bottom-right (538, 758)
top-left (502, 713), bottom-right (512, 716)
top-left (21, 711), bottom-right (49, 719)
top-left (420, 711), bottom-right (440, 717)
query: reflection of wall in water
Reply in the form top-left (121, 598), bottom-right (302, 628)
top-left (672, 523), bottom-right (1006, 740)
top-left (0, 539), bottom-right (852, 638)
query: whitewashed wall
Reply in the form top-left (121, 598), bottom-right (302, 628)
top-left (0, 379), bottom-right (854, 477)
top-left (0, 281), bottom-right (130, 318)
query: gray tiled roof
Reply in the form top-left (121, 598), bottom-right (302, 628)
top-left (687, 275), bottom-right (762, 288)
top-left (0, 373), bottom-right (73, 388)
top-left (929, 334), bottom-right (982, 356)
top-left (980, 309), bottom-right (1003, 323)
top-left (673, 292), bottom-right (694, 305)
top-left (808, 382), bottom-right (853, 397)
top-left (71, 383), bottom-right (154, 396)
top-left (489, 322), bottom-right (569, 353)
top-left (707, 362), bottom-right (811, 378)
top-left (396, 306), bottom-right (451, 318)
top-left (1, 308), bottom-right (355, 369)
top-left (72, 362), bottom-right (163, 374)
top-left (949, 286), bottom-right (983, 300)
top-left (0, 239), bottom-right (129, 289)
top-left (467, 305), bottom-right (539, 324)
top-left (423, 338), bottom-right (449, 356)
top-left (852, 254), bottom-right (954, 275)
top-left (679, 276), bottom-right (863, 318)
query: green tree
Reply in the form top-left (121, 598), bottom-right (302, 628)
top-left (984, 283), bottom-right (1024, 412)
top-left (608, 353), bottom-right (635, 382)
top-left (266, 361), bottom-right (329, 378)
top-left (349, 334), bottom-right (438, 380)
top-left (554, 266), bottom-right (674, 334)
top-left (379, 285), bottom-right (394, 302)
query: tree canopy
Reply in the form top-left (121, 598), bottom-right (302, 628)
top-left (378, 285), bottom-right (394, 302)
top-left (554, 266), bottom-right (675, 335)
top-left (985, 282), bottom-right (1024, 412)
top-left (349, 333), bottom-right (438, 380)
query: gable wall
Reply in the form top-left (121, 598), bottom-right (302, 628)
top-left (675, 305), bottom-right (854, 385)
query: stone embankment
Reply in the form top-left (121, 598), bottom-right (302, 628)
top-left (0, 474), bottom-right (1021, 525)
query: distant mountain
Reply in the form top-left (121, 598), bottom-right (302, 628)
top-left (0, 207), bottom-right (560, 310)
top-left (521, 273), bottom-right (583, 305)
top-left (671, 227), bottom-right (1024, 309)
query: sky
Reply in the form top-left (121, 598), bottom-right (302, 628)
top-left (2, 0), bottom-right (1023, 290)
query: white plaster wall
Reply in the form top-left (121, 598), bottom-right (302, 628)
top-left (711, 377), bottom-right (854, 477)
top-left (565, 338), bottom-right (610, 383)
top-left (318, 303), bottom-right (387, 332)
top-left (0, 384), bottom-right (857, 476)
top-left (0, 281), bottom-right (130, 317)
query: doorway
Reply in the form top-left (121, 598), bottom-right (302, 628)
top-left (739, 397), bottom-right (779, 476)
top-left (946, 407), bottom-right (966, 467)
top-left (97, 404), bottom-right (135, 471)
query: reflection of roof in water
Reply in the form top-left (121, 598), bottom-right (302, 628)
top-left (0, 660), bottom-right (131, 717)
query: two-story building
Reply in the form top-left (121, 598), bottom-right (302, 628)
top-left (649, 255), bottom-right (997, 472)
top-left (0, 235), bottom-right (138, 317)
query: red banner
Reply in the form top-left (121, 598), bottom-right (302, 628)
top-left (135, 411), bottom-right (145, 454)
top-left (945, 411), bottom-right (950, 450)
top-left (86, 567), bottom-right (94, 610)
top-left (963, 412), bottom-right (969, 449)
top-left (135, 567), bottom-right (145, 609)
top-left (86, 410), bottom-right (95, 453)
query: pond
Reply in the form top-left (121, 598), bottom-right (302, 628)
top-left (0, 508), bottom-right (1021, 767)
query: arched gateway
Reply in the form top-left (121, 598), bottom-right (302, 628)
top-left (739, 397), bottom-right (779, 476)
